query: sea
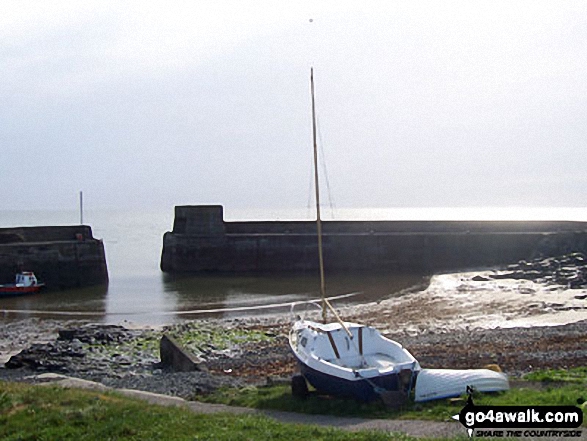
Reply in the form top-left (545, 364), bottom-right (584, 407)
top-left (1, 206), bottom-right (586, 326)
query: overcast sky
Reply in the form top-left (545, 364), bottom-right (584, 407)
top-left (1, 1), bottom-right (586, 211)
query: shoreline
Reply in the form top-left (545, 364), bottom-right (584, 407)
top-left (2, 256), bottom-right (587, 399)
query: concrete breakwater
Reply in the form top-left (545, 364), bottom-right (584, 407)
top-left (160, 205), bottom-right (587, 274)
top-left (0, 225), bottom-right (108, 290)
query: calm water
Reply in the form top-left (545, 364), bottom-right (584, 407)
top-left (1, 207), bottom-right (586, 325)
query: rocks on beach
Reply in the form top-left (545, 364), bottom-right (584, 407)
top-left (490, 252), bottom-right (587, 289)
top-left (0, 320), bottom-right (292, 399)
top-left (4, 324), bottom-right (159, 377)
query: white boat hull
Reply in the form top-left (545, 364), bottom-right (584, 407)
top-left (290, 320), bottom-right (420, 402)
top-left (414, 368), bottom-right (510, 402)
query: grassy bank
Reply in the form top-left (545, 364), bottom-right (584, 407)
top-left (1, 368), bottom-right (584, 440)
top-left (0, 381), bottom-right (417, 441)
top-left (199, 367), bottom-right (587, 425)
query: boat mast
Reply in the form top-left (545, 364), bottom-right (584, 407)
top-left (311, 68), bottom-right (327, 323)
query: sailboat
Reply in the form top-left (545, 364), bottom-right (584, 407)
top-left (288, 69), bottom-right (509, 404)
top-left (288, 68), bottom-right (421, 403)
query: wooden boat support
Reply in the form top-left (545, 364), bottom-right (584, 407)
top-left (160, 205), bottom-right (587, 275)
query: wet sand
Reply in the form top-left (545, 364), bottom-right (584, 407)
top-left (347, 269), bottom-right (587, 333)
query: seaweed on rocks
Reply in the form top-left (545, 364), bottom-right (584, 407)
top-left (1, 321), bottom-right (292, 400)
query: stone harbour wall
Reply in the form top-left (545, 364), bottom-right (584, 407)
top-left (0, 225), bottom-right (109, 290)
top-left (160, 205), bottom-right (587, 274)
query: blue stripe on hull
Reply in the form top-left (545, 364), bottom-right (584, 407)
top-left (298, 360), bottom-right (400, 402)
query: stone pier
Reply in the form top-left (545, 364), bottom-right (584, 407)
top-left (0, 225), bottom-right (109, 290)
top-left (160, 205), bottom-right (587, 274)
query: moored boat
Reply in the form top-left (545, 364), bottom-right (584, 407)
top-left (0, 272), bottom-right (45, 297)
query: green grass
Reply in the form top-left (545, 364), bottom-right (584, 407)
top-left (2, 377), bottom-right (584, 441)
top-left (199, 384), bottom-right (401, 419)
top-left (523, 367), bottom-right (587, 384)
top-left (199, 378), bottom-right (587, 426)
top-left (0, 381), bottom-right (425, 441)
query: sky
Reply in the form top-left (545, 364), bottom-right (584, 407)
top-left (1, 1), bottom-right (586, 212)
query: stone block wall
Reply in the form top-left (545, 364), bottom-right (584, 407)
top-left (0, 226), bottom-right (109, 289)
top-left (160, 205), bottom-right (587, 275)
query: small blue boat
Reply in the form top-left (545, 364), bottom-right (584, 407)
top-left (289, 320), bottom-right (420, 402)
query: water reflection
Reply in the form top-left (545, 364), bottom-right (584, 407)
top-left (0, 284), bottom-right (108, 320)
top-left (160, 272), bottom-right (428, 321)
top-left (102, 273), bottom-right (176, 324)
top-left (1, 272), bottom-right (428, 326)
top-left (0, 208), bottom-right (431, 325)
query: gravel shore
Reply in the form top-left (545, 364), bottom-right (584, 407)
top-left (1, 313), bottom-right (586, 401)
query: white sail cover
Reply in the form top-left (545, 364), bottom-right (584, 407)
top-left (414, 368), bottom-right (509, 402)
